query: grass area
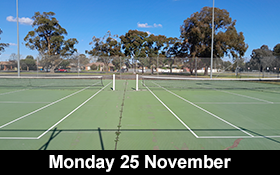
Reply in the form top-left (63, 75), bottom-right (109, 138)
top-left (0, 78), bottom-right (280, 150)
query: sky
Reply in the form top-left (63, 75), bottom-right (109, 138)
top-left (0, 0), bottom-right (279, 61)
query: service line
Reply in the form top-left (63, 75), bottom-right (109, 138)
top-left (37, 82), bottom-right (111, 139)
top-left (152, 82), bottom-right (254, 138)
top-left (0, 82), bottom-right (100, 129)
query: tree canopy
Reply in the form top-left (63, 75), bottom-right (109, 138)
top-left (249, 45), bottom-right (279, 72)
top-left (86, 31), bottom-right (123, 57)
top-left (21, 55), bottom-right (36, 70)
top-left (120, 30), bottom-right (148, 59)
top-left (0, 29), bottom-right (9, 55)
top-left (86, 31), bottom-right (123, 71)
top-left (273, 44), bottom-right (280, 57)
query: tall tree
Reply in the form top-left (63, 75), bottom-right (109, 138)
top-left (144, 34), bottom-right (170, 74)
top-left (273, 44), bottom-right (280, 69)
top-left (24, 12), bottom-right (78, 72)
top-left (21, 55), bottom-right (36, 71)
top-left (163, 37), bottom-right (184, 73)
top-left (0, 29), bottom-right (9, 55)
top-left (86, 31), bottom-right (123, 71)
top-left (273, 44), bottom-right (280, 57)
top-left (180, 7), bottom-right (248, 75)
top-left (120, 30), bottom-right (148, 70)
top-left (250, 45), bottom-right (275, 72)
top-left (69, 53), bottom-right (90, 70)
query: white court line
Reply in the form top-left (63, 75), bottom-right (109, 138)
top-left (217, 89), bottom-right (274, 104)
top-left (0, 101), bottom-right (50, 104)
top-left (260, 89), bottom-right (280, 94)
top-left (0, 82), bottom-right (54, 96)
top-left (36, 82), bottom-right (111, 139)
top-left (152, 82), bottom-right (254, 137)
top-left (0, 88), bottom-right (30, 96)
top-left (143, 83), bottom-right (199, 138)
top-left (0, 82), bottom-right (101, 129)
top-left (0, 137), bottom-right (38, 140)
top-left (194, 83), bottom-right (274, 104)
top-left (198, 135), bottom-right (280, 139)
top-left (195, 102), bottom-right (280, 105)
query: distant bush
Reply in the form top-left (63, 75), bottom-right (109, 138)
top-left (90, 64), bottom-right (97, 70)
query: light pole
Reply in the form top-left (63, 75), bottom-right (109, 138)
top-left (210, 0), bottom-right (215, 79)
top-left (16, 0), bottom-right (20, 77)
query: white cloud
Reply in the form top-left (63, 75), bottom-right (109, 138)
top-left (6, 16), bottom-right (15, 22)
top-left (137, 22), bottom-right (163, 28)
top-left (9, 43), bottom-right (17, 46)
top-left (137, 22), bottom-right (152, 28)
top-left (6, 16), bottom-right (33, 25)
top-left (154, 23), bottom-right (163, 28)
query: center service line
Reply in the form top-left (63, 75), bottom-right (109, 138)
top-left (143, 83), bottom-right (199, 138)
top-left (37, 82), bottom-right (111, 139)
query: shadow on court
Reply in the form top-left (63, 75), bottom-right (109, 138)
top-left (1, 128), bottom-right (280, 149)
top-left (38, 127), bottom-right (105, 150)
top-left (240, 127), bottom-right (280, 145)
top-left (37, 128), bottom-right (280, 149)
top-left (39, 128), bottom-right (61, 150)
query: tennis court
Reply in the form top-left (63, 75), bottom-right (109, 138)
top-left (0, 75), bottom-right (280, 150)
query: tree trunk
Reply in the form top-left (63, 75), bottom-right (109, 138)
top-left (190, 68), bottom-right (193, 75)
top-left (169, 61), bottom-right (173, 74)
top-left (204, 66), bottom-right (208, 76)
top-left (50, 67), bottom-right (55, 73)
top-left (104, 63), bottom-right (109, 72)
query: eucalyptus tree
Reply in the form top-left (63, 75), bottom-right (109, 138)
top-left (250, 45), bottom-right (276, 73)
top-left (24, 12), bottom-right (78, 72)
top-left (180, 7), bottom-right (248, 75)
top-left (86, 31), bottom-right (123, 72)
top-left (120, 30), bottom-right (148, 72)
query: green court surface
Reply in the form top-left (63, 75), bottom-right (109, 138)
top-left (0, 77), bottom-right (280, 150)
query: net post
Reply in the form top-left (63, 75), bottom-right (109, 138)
top-left (136, 74), bottom-right (138, 91)
top-left (113, 74), bottom-right (115, 91)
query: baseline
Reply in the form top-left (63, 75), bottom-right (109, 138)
top-left (0, 137), bottom-right (38, 140)
top-left (197, 135), bottom-right (280, 139)
top-left (0, 101), bottom-right (50, 104)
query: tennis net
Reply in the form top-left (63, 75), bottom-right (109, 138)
top-left (0, 76), bottom-right (103, 88)
top-left (141, 76), bottom-right (280, 92)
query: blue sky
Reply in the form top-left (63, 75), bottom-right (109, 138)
top-left (0, 0), bottom-right (279, 61)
